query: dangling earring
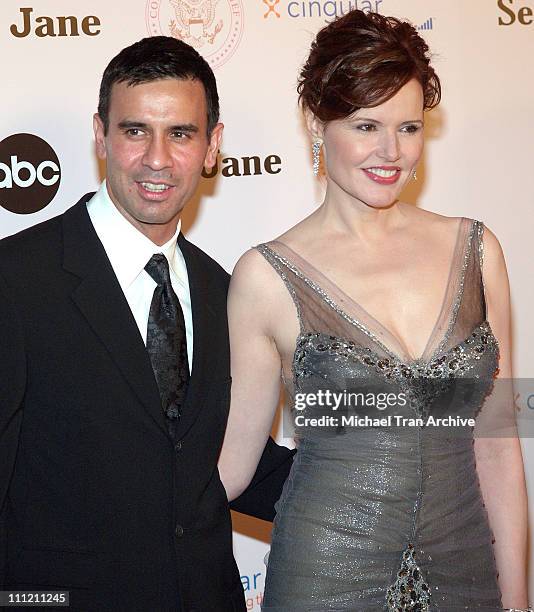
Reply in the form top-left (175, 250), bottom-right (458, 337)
top-left (312, 139), bottom-right (323, 176)
top-left (412, 169), bottom-right (418, 181)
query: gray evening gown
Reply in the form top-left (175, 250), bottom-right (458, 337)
top-left (256, 218), bottom-right (504, 611)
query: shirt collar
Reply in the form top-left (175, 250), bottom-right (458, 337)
top-left (86, 181), bottom-right (182, 291)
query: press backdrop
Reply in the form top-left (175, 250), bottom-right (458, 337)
top-left (1, 0), bottom-right (533, 606)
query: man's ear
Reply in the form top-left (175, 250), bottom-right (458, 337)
top-left (204, 123), bottom-right (224, 169)
top-left (304, 111), bottom-right (324, 141)
top-left (93, 113), bottom-right (107, 160)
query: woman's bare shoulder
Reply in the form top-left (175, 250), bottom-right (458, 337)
top-left (231, 247), bottom-right (278, 290)
top-left (230, 244), bottom-right (297, 301)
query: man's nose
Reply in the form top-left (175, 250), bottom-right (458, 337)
top-left (142, 134), bottom-right (173, 170)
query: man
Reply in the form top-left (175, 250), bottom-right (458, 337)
top-left (0, 37), bottom-right (293, 611)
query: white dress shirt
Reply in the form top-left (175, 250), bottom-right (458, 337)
top-left (86, 181), bottom-right (193, 371)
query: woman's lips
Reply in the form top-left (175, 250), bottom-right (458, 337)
top-left (362, 167), bottom-right (402, 185)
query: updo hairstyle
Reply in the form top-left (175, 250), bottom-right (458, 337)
top-left (298, 10), bottom-right (441, 122)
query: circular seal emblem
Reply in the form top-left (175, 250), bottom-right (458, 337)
top-left (146, 0), bottom-right (244, 70)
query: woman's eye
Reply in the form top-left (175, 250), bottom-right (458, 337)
top-left (356, 124), bottom-right (377, 132)
top-left (401, 124), bottom-right (421, 134)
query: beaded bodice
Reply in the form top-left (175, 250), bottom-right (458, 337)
top-left (256, 218), bottom-right (497, 419)
top-left (257, 218), bottom-right (502, 611)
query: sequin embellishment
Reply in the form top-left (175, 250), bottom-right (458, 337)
top-left (293, 325), bottom-right (497, 420)
top-left (294, 323), bottom-right (496, 381)
top-left (386, 544), bottom-right (431, 611)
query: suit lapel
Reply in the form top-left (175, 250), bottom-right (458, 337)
top-left (61, 196), bottom-right (169, 437)
top-left (173, 235), bottom-right (218, 440)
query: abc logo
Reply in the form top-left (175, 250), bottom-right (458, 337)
top-left (0, 133), bottom-right (61, 214)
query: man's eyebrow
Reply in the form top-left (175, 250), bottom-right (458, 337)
top-left (117, 120), bottom-right (199, 133)
top-left (117, 120), bottom-right (149, 130)
top-left (169, 123), bottom-right (199, 133)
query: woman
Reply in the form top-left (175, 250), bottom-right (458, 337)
top-left (218, 9), bottom-right (529, 610)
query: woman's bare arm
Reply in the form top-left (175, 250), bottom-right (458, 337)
top-left (218, 249), bottom-right (286, 501)
top-left (474, 226), bottom-right (529, 607)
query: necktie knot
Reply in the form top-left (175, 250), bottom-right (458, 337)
top-left (145, 253), bottom-right (171, 286)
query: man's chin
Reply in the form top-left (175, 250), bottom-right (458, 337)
top-left (133, 207), bottom-right (185, 229)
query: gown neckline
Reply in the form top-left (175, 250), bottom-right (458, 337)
top-left (264, 218), bottom-right (482, 367)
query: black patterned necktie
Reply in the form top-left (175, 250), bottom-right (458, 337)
top-left (145, 254), bottom-right (190, 436)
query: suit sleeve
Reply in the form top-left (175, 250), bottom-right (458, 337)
top-left (0, 273), bottom-right (25, 586)
top-left (229, 437), bottom-right (295, 521)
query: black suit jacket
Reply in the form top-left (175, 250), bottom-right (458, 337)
top-left (0, 194), bottom-right (294, 611)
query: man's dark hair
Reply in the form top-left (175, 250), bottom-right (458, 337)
top-left (98, 36), bottom-right (220, 136)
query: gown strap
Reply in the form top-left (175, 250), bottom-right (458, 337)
top-left (254, 242), bottom-right (306, 333)
top-left (253, 241), bottom-right (396, 359)
top-left (473, 220), bottom-right (488, 319)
